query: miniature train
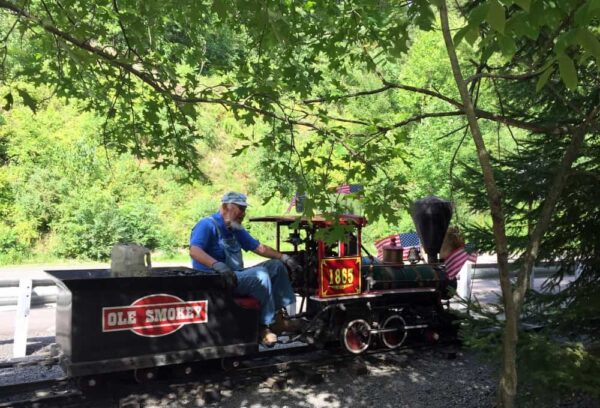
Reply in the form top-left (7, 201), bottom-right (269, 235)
top-left (47, 197), bottom-right (457, 383)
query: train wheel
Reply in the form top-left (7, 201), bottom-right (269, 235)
top-left (133, 367), bottom-right (159, 383)
top-left (380, 314), bottom-right (408, 349)
top-left (340, 319), bottom-right (371, 354)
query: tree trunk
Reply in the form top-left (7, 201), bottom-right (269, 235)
top-left (513, 126), bottom-right (588, 316)
top-left (438, 2), bottom-right (517, 406)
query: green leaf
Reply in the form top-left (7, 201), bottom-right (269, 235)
top-left (514, 0), bottom-right (531, 12)
top-left (576, 28), bottom-right (600, 59)
top-left (558, 54), bottom-right (578, 90)
top-left (497, 34), bottom-right (516, 58)
top-left (16, 89), bottom-right (37, 113)
top-left (2, 93), bottom-right (13, 111)
top-left (179, 103), bottom-right (196, 119)
top-left (465, 26), bottom-right (480, 45)
top-left (536, 56), bottom-right (557, 74)
top-left (469, 3), bottom-right (490, 25)
top-left (535, 66), bottom-right (554, 92)
top-left (575, 1), bottom-right (592, 25)
top-left (486, 0), bottom-right (506, 34)
top-left (231, 145), bottom-right (248, 157)
top-left (453, 26), bottom-right (470, 45)
top-left (554, 29), bottom-right (578, 55)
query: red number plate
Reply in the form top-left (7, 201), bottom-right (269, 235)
top-left (319, 257), bottom-right (361, 298)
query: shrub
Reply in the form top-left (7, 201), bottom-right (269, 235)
top-left (53, 191), bottom-right (166, 260)
top-left (0, 223), bottom-right (29, 264)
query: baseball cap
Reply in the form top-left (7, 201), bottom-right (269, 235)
top-left (221, 192), bottom-right (249, 207)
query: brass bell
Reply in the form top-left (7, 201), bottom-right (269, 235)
top-left (407, 247), bottom-right (421, 264)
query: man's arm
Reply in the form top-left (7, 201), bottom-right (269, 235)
top-left (252, 243), bottom-right (284, 260)
top-left (253, 244), bottom-right (302, 273)
top-left (189, 245), bottom-right (219, 269)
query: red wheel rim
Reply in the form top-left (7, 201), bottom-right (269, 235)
top-left (342, 319), bottom-right (371, 354)
top-left (381, 315), bottom-right (407, 349)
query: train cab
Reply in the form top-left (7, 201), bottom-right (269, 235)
top-left (249, 214), bottom-right (368, 300)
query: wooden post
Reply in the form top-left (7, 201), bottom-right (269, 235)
top-left (13, 278), bottom-right (32, 358)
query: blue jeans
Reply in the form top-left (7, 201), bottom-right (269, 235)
top-left (233, 259), bottom-right (296, 325)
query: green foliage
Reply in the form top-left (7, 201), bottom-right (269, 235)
top-left (516, 334), bottom-right (600, 402)
top-left (0, 222), bottom-right (28, 263)
top-left (456, 0), bottom-right (600, 90)
top-left (52, 190), bottom-right (122, 260)
top-left (459, 295), bottom-right (600, 404)
top-left (52, 190), bottom-right (167, 260)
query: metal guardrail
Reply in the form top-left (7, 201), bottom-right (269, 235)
top-left (0, 263), bottom-right (569, 308)
top-left (471, 263), bottom-right (563, 279)
top-left (0, 279), bottom-right (57, 307)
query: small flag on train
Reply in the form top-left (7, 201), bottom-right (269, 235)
top-left (286, 193), bottom-right (305, 214)
top-left (336, 184), bottom-right (363, 194)
top-left (444, 248), bottom-right (477, 279)
top-left (374, 232), bottom-right (421, 261)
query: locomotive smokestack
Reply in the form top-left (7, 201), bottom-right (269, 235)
top-left (410, 197), bottom-right (452, 263)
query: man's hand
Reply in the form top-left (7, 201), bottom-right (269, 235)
top-left (281, 254), bottom-right (302, 273)
top-left (212, 261), bottom-right (238, 289)
top-left (212, 261), bottom-right (232, 274)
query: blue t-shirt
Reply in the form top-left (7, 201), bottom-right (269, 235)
top-left (189, 212), bottom-right (260, 271)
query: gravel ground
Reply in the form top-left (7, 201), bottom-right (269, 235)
top-left (212, 349), bottom-right (498, 408)
top-left (2, 345), bottom-right (599, 407)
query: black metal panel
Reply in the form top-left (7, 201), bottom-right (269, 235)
top-left (46, 267), bottom-right (259, 376)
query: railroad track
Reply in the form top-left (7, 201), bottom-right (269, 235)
top-left (0, 339), bottom-right (460, 407)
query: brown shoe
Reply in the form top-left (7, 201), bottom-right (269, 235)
top-left (271, 309), bottom-right (305, 335)
top-left (259, 326), bottom-right (277, 347)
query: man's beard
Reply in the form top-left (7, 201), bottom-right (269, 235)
top-left (229, 220), bottom-right (244, 231)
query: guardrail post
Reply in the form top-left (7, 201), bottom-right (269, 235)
top-left (457, 262), bottom-right (473, 299)
top-left (575, 263), bottom-right (583, 279)
top-left (13, 278), bottom-right (32, 358)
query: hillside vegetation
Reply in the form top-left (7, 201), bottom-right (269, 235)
top-left (0, 27), bottom-right (508, 265)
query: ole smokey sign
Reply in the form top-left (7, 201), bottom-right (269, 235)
top-left (102, 294), bottom-right (208, 337)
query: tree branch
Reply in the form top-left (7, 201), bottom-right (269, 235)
top-left (358, 111), bottom-right (463, 148)
top-left (465, 71), bottom-right (540, 84)
top-left (303, 84), bottom-right (395, 104)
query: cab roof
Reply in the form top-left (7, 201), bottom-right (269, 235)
top-left (249, 214), bottom-right (368, 227)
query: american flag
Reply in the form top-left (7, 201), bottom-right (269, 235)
top-left (286, 193), bottom-right (305, 214)
top-left (444, 248), bottom-right (478, 279)
top-left (336, 184), bottom-right (363, 194)
top-left (286, 196), bottom-right (297, 214)
top-left (374, 232), bottom-right (421, 261)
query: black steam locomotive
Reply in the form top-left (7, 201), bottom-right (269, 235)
top-left (47, 197), bottom-right (456, 382)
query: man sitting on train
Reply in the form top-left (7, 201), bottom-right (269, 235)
top-left (189, 191), bottom-right (304, 347)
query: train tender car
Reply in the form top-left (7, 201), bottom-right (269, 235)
top-left (46, 197), bottom-right (456, 383)
top-left (46, 268), bottom-right (263, 382)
